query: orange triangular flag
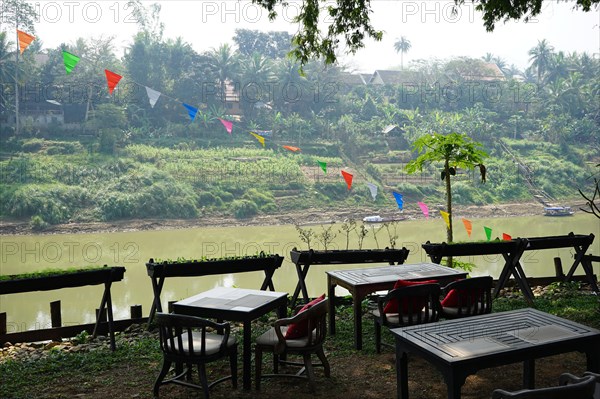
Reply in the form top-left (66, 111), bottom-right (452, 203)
top-left (341, 170), bottom-right (353, 190)
top-left (17, 30), bottom-right (35, 54)
top-left (502, 233), bottom-right (512, 241)
top-left (462, 218), bottom-right (472, 237)
top-left (283, 145), bottom-right (300, 152)
top-left (104, 69), bottom-right (122, 94)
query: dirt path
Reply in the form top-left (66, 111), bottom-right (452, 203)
top-left (0, 200), bottom-right (588, 236)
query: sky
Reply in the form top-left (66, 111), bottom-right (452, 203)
top-left (11, 0), bottom-right (600, 73)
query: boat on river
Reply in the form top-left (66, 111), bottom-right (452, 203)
top-left (544, 206), bottom-right (574, 216)
top-left (363, 215), bottom-right (406, 223)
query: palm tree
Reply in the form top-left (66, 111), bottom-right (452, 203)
top-left (528, 39), bottom-right (555, 85)
top-left (393, 36), bottom-right (411, 70)
top-left (240, 52), bottom-right (273, 118)
top-left (0, 32), bottom-right (15, 132)
top-left (208, 43), bottom-right (239, 107)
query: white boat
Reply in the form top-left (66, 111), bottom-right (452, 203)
top-left (544, 206), bottom-right (574, 216)
top-left (362, 215), bottom-right (406, 223)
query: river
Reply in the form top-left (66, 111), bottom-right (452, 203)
top-left (1, 213), bottom-right (598, 332)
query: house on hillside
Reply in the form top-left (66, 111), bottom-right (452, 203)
top-left (369, 70), bottom-right (422, 86)
top-left (452, 62), bottom-right (506, 82)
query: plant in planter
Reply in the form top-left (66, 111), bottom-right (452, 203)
top-left (383, 221), bottom-right (400, 249)
top-left (339, 219), bottom-right (357, 250)
top-left (355, 222), bottom-right (369, 250)
top-left (295, 224), bottom-right (315, 250)
top-left (316, 223), bottom-right (337, 251)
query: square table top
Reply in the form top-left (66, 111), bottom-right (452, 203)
top-left (326, 262), bottom-right (467, 286)
top-left (391, 308), bottom-right (600, 362)
top-left (174, 287), bottom-right (288, 316)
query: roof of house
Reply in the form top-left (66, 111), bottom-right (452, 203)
top-left (370, 70), bottom-right (422, 85)
top-left (457, 62), bottom-right (506, 81)
top-left (338, 73), bottom-right (367, 85)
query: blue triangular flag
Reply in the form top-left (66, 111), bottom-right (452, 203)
top-left (393, 191), bottom-right (403, 210)
top-left (182, 103), bottom-right (198, 121)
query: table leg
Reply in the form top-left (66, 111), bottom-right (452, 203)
top-left (242, 320), bottom-right (252, 390)
top-left (327, 276), bottom-right (336, 335)
top-left (148, 277), bottom-right (165, 329)
top-left (105, 283), bottom-right (116, 351)
top-left (586, 348), bottom-right (600, 372)
top-left (395, 348), bottom-right (408, 399)
top-left (565, 243), bottom-right (590, 281)
top-left (353, 294), bottom-right (363, 350)
top-left (493, 261), bottom-right (513, 298)
top-left (523, 359), bottom-right (535, 388)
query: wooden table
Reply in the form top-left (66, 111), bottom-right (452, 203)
top-left (173, 287), bottom-right (288, 390)
top-left (326, 262), bottom-right (467, 350)
top-left (391, 308), bottom-right (600, 399)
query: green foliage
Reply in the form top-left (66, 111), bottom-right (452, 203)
top-left (5, 184), bottom-right (90, 224)
top-left (231, 199), bottom-right (258, 219)
top-left (29, 215), bottom-right (49, 231)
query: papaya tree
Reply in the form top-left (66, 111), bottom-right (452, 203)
top-left (406, 132), bottom-right (488, 243)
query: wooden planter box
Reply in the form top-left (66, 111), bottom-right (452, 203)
top-left (421, 240), bottom-right (527, 263)
top-left (524, 232), bottom-right (595, 251)
top-left (0, 266), bottom-right (126, 295)
top-left (146, 254), bottom-right (284, 278)
top-left (289, 247), bottom-right (410, 265)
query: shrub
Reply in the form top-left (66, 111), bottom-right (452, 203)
top-left (231, 199), bottom-right (258, 219)
top-left (30, 215), bottom-right (49, 231)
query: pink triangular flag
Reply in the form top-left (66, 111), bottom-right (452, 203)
top-left (219, 118), bottom-right (233, 134)
top-left (418, 201), bottom-right (429, 219)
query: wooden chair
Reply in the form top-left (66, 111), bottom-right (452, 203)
top-left (153, 312), bottom-right (238, 399)
top-left (491, 372), bottom-right (597, 398)
top-left (254, 298), bottom-right (330, 392)
top-left (440, 276), bottom-right (493, 319)
top-left (371, 283), bottom-right (441, 353)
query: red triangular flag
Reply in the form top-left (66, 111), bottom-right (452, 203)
top-left (17, 30), bottom-right (35, 54)
top-left (502, 233), bottom-right (512, 241)
top-left (283, 145), bottom-right (300, 152)
top-left (341, 170), bottom-right (353, 190)
top-left (104, 69), bottom-right (122, 94)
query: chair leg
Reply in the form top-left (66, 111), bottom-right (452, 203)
top-left (198, 363), bottom-right (210, 399)
top-left (316, 347), bottom-right (330, 378)
top-left (255, 346), bottom-right (263, 391)
top-left (302, 353), bottom-right (317, 393)
top-left (230, 347), bottom-right (238, 389)
top-left (273, 353), bottom-right (279, 374)
top-left (374, 319), bottom-right (382, 354)
top-left (153, 359), bottom-right (171, 398)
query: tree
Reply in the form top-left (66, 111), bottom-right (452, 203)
top-left (405, 133), bottom-right (488, 243)
top-left (579, 164), bottom-right (600, 219)
top-left (393, 36), bottom-right (411, 70)
top-left (528, 39), bottom-right (555, 85)
top-left (233, 29), bottom-right (292, 58)
top-left (252, 0), bottom-right (598, 67)
top-left (0, 0), bottom-right (38, 135)
top-left (207, 44), bottom-right (239, 107)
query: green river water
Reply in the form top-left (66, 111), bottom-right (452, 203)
top-left (0, 213), bottom-right (598, 332)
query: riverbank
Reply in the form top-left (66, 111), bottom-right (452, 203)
top-left (0, 200), bottom-right (588, 236)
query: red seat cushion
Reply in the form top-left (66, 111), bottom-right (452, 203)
top-left (383, 280), bottom-right (438, 314)
top-left (441, 287), bottom-right (482, 307)
top-left (284, 294), bottom-right (326, 339)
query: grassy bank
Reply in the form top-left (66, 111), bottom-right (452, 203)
top-left (1, 285), bottom-right (598, 399)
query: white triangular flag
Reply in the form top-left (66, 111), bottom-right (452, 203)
top-left (145, 86), bottom-right (161, 108)
top-left (366, 182), bottom-right (378, 200)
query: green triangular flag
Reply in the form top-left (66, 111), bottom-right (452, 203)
top-left (484, 226), bottom-right (492, 241)
top-left (318, 160), bottom-right (326, 174)
top-left (62, 51), bottom-right (80, 75)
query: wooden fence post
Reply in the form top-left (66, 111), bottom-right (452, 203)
top-left (554, 257), bottom-right (565, 280)
top-left (130, 305), bottom-right (142, 319)
top-left (0, 313), bottom-right (6, 335)
top-left (50, 300), bottom-right (62, 328)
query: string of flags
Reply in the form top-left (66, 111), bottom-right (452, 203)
top-left (14, 29), bottom-right (515, 241)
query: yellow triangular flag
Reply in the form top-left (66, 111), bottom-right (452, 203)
top-left (17, 30), bottom-right (35, 54)
top-left (440, 210), bottom-right (451, 230)
top-left (250, 132), bottom-right (265, 147)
